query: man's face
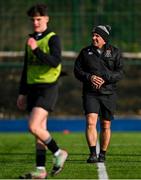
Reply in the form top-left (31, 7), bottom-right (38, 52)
top-left (92, 33), bottom-right (106, 48)
top-left (30, 16), bottom-right (49, 33)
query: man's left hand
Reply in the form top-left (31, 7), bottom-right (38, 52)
top-left (91, 75), bottom-right (105, 89)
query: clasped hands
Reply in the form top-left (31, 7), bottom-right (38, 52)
top-left (90, 75), bottom-right (105, 89)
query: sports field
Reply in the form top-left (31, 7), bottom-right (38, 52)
top-left (0, 132), bottom-right (141, 179)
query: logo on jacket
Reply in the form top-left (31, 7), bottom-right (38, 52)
top-left (105, 49), bottom-right (112, 58)
top-left (88, 51), bottom-right (93, 55)
top-left (87, 48), bottom-right (93, 55)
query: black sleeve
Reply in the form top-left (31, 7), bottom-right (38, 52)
top-left (103, 49), bottom-right (124, 83)
top-left (19, 47), bottom-right (28, 95)
top-left (74, 50), bottom-right (91, 82)
top-left (33, 35), bottom-right (61, 67)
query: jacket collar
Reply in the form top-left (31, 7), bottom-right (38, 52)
top-left (29, 28), bottom-right (51, 40)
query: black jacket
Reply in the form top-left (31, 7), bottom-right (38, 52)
top-left (74, 43), bottom-right (123, 95)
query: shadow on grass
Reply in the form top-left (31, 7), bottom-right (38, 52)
top-left (0, 152), bottom-right (89, 164)
top-left (0, 152), bottom-right (34, 155)
top-left (108, 153), bottom-right (141, 156)
top-left (0, 152), bottom-right (89, 155)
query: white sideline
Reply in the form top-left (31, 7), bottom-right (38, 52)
top-left (96, 142), bottom-right (109, 180)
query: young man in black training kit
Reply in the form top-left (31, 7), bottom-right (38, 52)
top-left (74, 25), bottom-right (123, 163)
top-left (17, 3), bottom-right (68, 179)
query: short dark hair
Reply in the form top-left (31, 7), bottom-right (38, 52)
top-left (27, 3), bottom-right (48, 17)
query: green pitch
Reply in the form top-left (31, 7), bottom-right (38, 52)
top-left (0, 132), bottom-right (141, 179)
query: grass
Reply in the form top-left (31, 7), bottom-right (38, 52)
top-left (0, 132), bottom-right (141, 179)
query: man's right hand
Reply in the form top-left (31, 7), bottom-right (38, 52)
top-left (27, 37), bottom-right (38, 50)
top-left (17, 94), bottom-right (27, 111)
top-left (90, 75), bottom-right (105, 89)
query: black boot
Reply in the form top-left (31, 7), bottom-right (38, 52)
top-left (87, 153), bottom-right (98, 163)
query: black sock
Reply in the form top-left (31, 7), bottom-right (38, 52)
top-left (89, 146), bottom-right (96, 155)
top-left (36, 149), bottom-right (46, 167)
top-left (44, 137), bottom-right (59, 154)
top-left (100, 149), bottom-right (106, 156)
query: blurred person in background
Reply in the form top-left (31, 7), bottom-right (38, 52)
top-left (74, 25), bottom-right (123, 163)
top-left (17, 3), bottom-right (68, 179)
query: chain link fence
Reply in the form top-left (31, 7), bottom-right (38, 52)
top-left (0, 0), bottom-right (141, 118)
top-left (0, 0), bottom-right (141, 52)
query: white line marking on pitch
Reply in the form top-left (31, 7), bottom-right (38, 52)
top-left (96, 142), bottom-right (109, 180)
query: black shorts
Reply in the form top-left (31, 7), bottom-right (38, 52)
top-left (82, 93), bottom-right (117, 120)
top-left (27, 83), bottom-right (58, 112)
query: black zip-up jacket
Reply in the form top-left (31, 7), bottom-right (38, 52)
top-left (74, 43), bottom-right (123, 95)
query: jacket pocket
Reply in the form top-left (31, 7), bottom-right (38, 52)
top-left (99, 84), bottom-right (114, 95)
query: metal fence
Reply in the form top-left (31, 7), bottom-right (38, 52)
top-left (0, 0), bottom-right (141, 118)
top-left (0, 55), bottom-right (141, 118)
top-left (0, 0), bottom-right (141, 52)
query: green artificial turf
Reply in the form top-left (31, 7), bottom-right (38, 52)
top-left (0, 132), bottom-right (141, 179)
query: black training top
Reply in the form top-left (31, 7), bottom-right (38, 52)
top-left (19, 29), bottom-right (61, 95)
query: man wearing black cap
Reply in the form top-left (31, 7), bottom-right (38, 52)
top-left (74, 25), bottom-right (123, 163)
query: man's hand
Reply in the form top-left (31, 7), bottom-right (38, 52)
top-left (90, 75), bottom-right (105, 89)
top-left (27, 37), bottom-right (38, 50)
